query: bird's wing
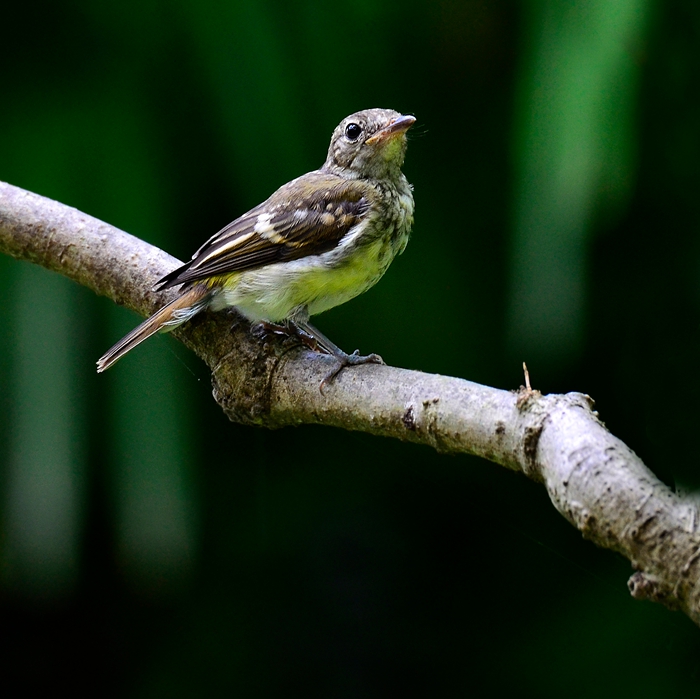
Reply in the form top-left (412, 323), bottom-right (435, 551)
top-left (155, 172), bottom-right (374, 290)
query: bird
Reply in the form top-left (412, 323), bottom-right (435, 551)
top-left (96, 108), bottom-right (415, 387)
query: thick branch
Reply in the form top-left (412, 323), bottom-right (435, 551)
top-left (1, 181), bottom-right (699, 627)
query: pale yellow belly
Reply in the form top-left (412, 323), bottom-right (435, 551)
top-left (217, 237), bottom-right (395, 323)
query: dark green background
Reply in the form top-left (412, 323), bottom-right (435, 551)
top-left (1, 0), bottom-right (699, 696)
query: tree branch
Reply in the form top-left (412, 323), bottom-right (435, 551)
top-left (2, 180), bottom-right (699, 627)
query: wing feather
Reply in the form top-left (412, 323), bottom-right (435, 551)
top-left (155, 173), bottom-right (373, 290)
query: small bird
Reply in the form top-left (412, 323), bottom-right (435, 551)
top-left (97, 108), bottom-right (415, 386)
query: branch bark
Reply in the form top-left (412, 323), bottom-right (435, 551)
top-left (2, 180), bottom-right (699, 627)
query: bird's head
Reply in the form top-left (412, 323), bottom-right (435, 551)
top-left (323, 108), bottom-right (416, 180)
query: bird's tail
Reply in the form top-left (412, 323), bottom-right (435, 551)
top-left (96, 285), bottom-right (211, 372)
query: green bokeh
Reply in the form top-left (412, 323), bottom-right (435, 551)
top-left (1, 0), bottom-right (699, 695)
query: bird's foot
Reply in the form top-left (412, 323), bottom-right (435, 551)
top-left (250, 320), bottom-right (296, 341)
top-left (320, 350), bottom-right (384, 394)
top-left (252, 321), bottom-right (287, 339)
top-left (254, 319), bottom-right (383, 393)
top-left (292, 325), bottom-right (322, 353)
top-left (251, 321), bottom-right (302, 351)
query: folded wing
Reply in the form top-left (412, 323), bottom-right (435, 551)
top-left (155, 173), bottom-right (373, 290)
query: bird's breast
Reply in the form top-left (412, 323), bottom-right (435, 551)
top-left (218, 177), bottom-right (414, 322)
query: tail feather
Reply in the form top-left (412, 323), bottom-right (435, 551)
top-left (96, 286), bottom-right (211, 372)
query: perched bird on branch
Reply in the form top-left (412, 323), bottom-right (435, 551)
top-left (97, 108), bottom-right (415, 387)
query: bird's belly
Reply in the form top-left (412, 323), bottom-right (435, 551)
top-left (218, 237), bottom-right (396, 323)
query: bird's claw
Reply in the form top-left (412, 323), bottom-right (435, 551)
top-left (345, 351), bottom-right (384, 366)
top-left (252, 321), bottom-right (302, 351)
top-left (319, 351), bottom-right (384, 394)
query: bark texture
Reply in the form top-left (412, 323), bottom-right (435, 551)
top-left (1, 181), bottom-right (699, 627)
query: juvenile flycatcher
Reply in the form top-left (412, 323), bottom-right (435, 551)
top-left (97, 108), bottom-right (415, 385)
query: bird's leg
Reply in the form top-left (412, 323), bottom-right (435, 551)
top-left (251, 318), bottom-right (324, 356)
top-left (250, 321), bottom-right (300, 351)
top-left (286, 321), bottom-right (322, 353)
top-left (251, 318), bottom-right (323, 352)
top-left (292, 318), bottom-right (384, 392)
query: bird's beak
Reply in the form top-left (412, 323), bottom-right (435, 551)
top-left (366, 114), bottom-right (416, 145)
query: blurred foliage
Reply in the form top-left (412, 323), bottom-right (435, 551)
top-left (1, 0), bottom-right (700, 696)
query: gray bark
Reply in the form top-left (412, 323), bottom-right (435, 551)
top-left (1, 180), bottom-right (698, 627)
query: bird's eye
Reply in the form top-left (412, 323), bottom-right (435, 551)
top-left (345, 123), bottom-right (362, 141)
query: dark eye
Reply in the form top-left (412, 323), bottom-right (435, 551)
top-left (345, 123), bottom-right (362, 141)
